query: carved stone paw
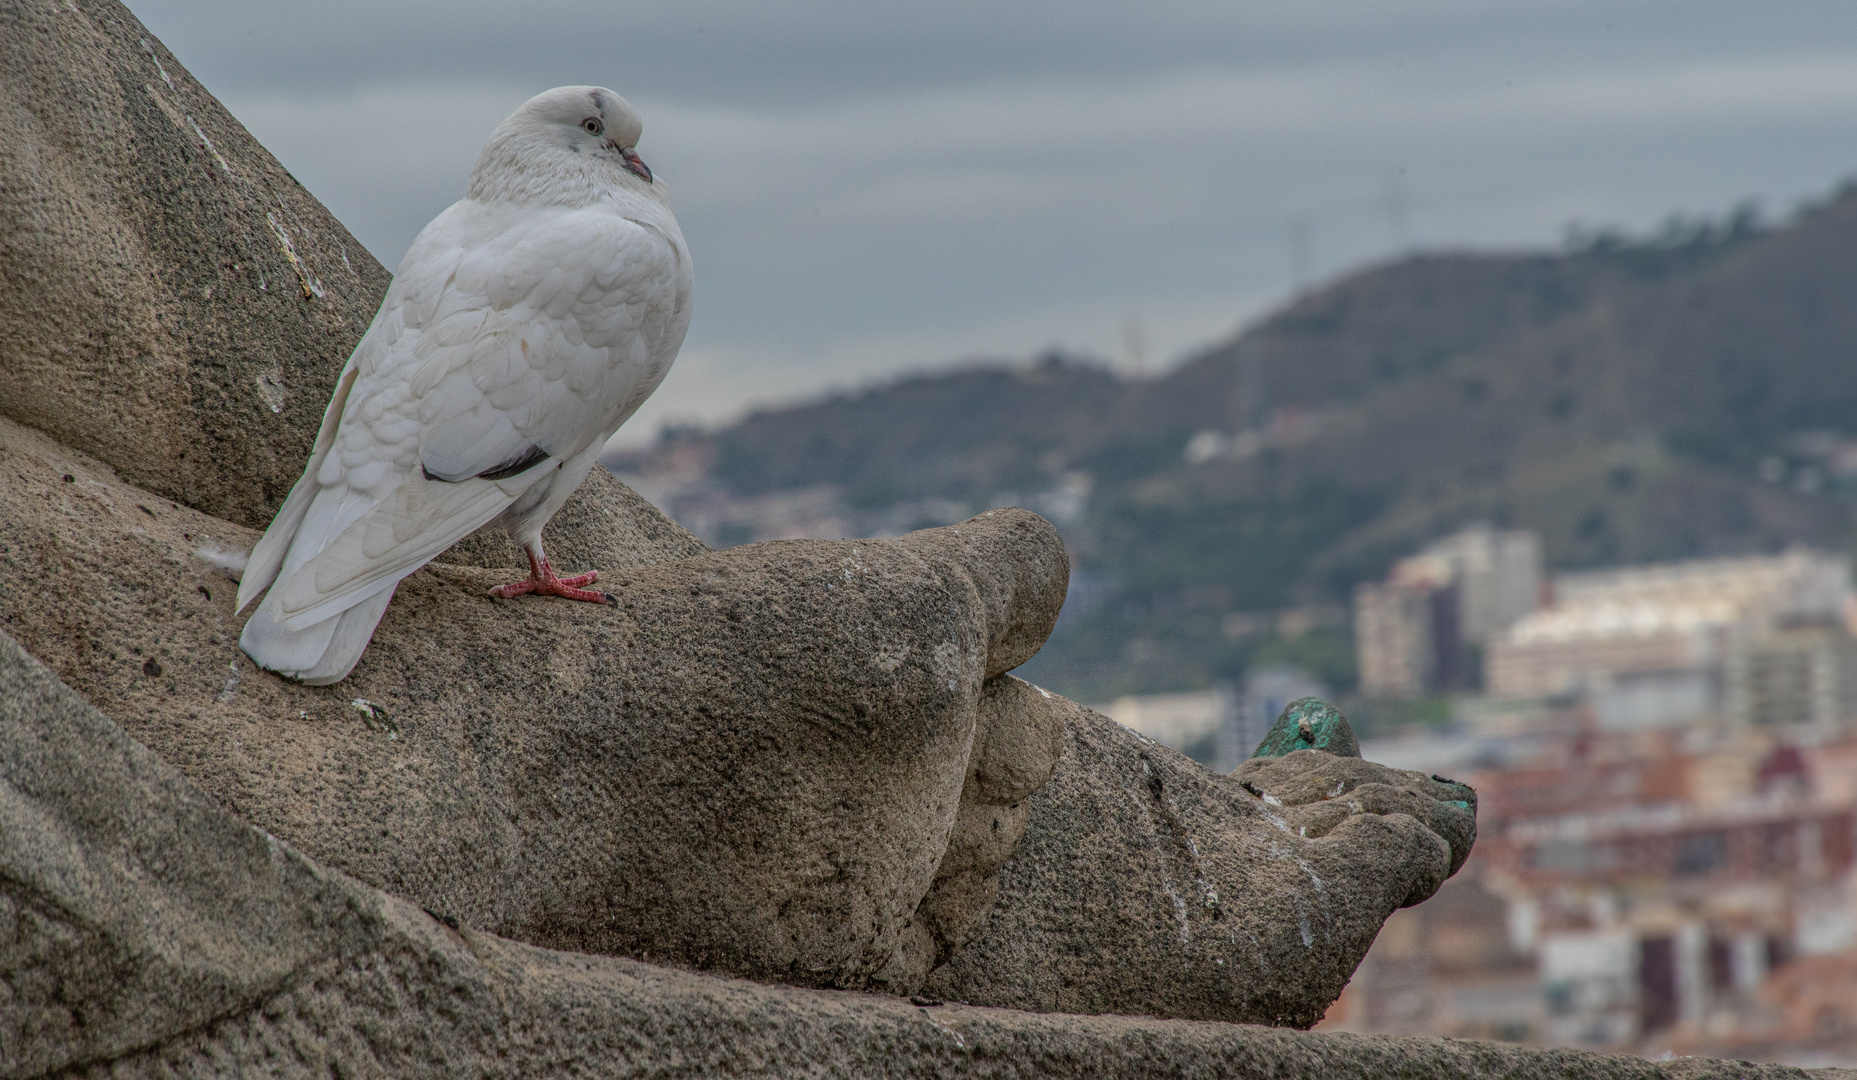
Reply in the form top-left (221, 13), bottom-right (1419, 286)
top-left (1231, 697), bottom-right (1476, 900)
top-left (925, 697), bottom-right (1478, 1027)
top-left (1229, 749), bottom-right (1477, 904)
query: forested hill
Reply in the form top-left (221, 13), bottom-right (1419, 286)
top-left (610, 184), bottom-right (1857, 703)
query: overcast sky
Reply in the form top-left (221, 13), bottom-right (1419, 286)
top-left (132, 0), bottom-right (1857, 445)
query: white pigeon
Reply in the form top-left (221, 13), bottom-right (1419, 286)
top-left (236, 86), bottom-right (692, 685)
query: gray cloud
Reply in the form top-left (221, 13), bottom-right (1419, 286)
top-left (132, 0), bottom-right (1857, 441)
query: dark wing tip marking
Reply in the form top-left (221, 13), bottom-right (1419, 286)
top-left (420, 444), bottom-right (550, 483)
top-left (476, 444), bottom-right (551, 481)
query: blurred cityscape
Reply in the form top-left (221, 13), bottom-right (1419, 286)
top-left (1101, 526), bottom-right (1857, 1066)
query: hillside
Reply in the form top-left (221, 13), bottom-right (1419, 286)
top-left (609, 185), bottom-right (1857, 703)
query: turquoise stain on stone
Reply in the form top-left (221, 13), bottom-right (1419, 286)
top-left (1249, 697), bottom-right (1362, 760)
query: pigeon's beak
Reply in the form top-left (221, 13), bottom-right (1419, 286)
top-left (618, 145), bottom-right (652, 184)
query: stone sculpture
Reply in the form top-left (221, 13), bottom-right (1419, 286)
top-left (8, 2), bottom-right (1837, 1076)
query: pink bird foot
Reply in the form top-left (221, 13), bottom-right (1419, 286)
top-left (489, 547), bottom-right (615, 605)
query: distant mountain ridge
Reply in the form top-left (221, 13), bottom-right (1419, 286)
top-left (610, 184), bottom-right (1857, 703)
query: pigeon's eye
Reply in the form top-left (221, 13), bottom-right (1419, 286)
top-left (582, 117), bottom-right (604, 136)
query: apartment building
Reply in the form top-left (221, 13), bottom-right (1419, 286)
top-left (1485, 551), bottom-right (1857, 733)
top-left (1356, 526), bottom-right (1543, 697)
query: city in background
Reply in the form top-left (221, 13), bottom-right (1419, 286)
top-left (1080, 528), bottom-right (1857, 1065)
top-left (1322, 531), bottom-right (1857, 1066)
top-left (1081, 527), bottom-right (1857, 1065)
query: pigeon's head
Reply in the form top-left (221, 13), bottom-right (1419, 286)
top-left (470, 86), bottom-right (658, 204)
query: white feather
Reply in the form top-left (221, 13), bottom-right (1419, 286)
top-left (239, 86), bottom-right (692, 684)
top-left (195, 543), bottom-right (251, 581)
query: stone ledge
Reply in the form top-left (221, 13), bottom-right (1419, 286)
top-left (3, 630), bottom-right (1847, 1080)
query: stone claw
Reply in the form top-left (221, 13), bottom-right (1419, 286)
top-left (927, 695), bottom-right (1479, 1027)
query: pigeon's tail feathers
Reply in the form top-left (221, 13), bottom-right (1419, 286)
top-left (238, 367), bottom-right (362, 613)
top-left (270, 467), bottom-right (543, 632)
top-left (240, 457), bottom-right (547, 684)
top-left (238, 489), bottom-right (311, 614)
top-left (240, 580), bottom-right (396, 685)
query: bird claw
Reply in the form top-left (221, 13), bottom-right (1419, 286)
top-left (487, 562), bottom-right (611, 605)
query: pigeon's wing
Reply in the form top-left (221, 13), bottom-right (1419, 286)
top-left (255, 203), bottom-right (686, 632)
top-left (235, 363), bottom-right (359, 611)
top-left (235, 205), bottom-right (476, 612)
top-left (268, 467), bottom-right (537, 630)
top-left (411, 204), bottom-right (688, 483)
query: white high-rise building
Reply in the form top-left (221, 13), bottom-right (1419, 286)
top-left (1356, 525), bottom-right (1544, 697)
top-left (1426, 526), bottom-right (1544, 646)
